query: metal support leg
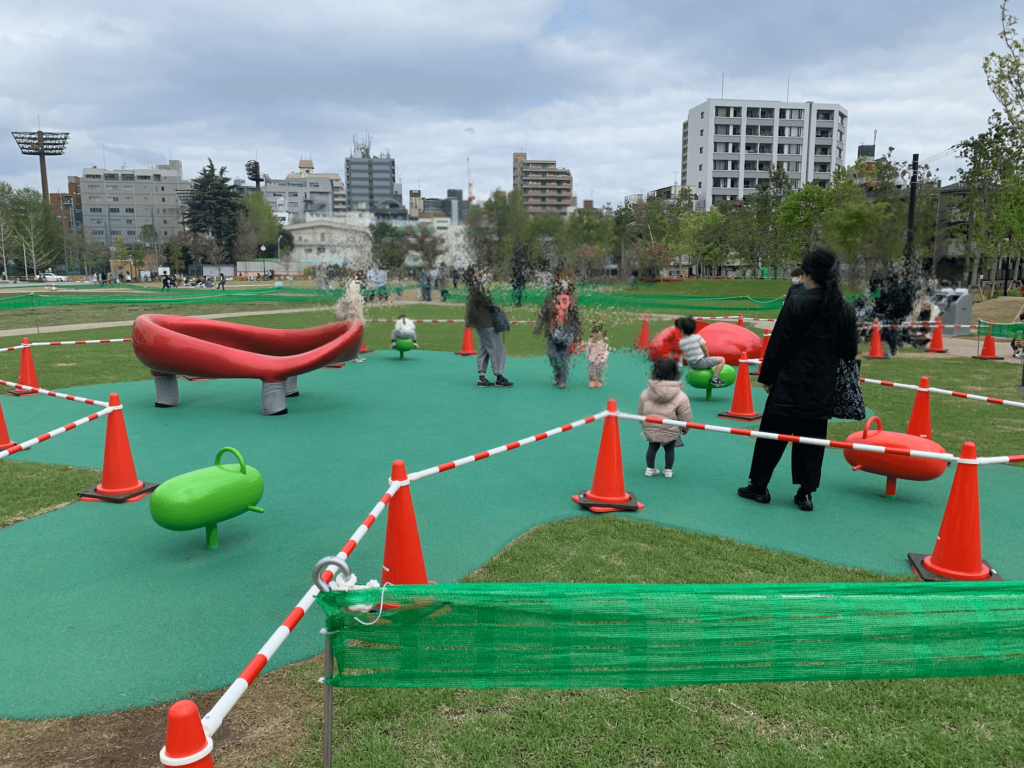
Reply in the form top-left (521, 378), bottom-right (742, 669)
top-left (261, 381), bottom-right (287, 415)
top-left (285, 375), bottom-right (299, 398)
top-left (154, 374), bottom-right (179, 407)
top-left (323, 631), bottom-right (333, 768)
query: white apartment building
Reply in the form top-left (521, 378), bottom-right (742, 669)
top-left (77, 161), bottom-right (192, 246)
top-left (682, 99), bottom-right (848, 208)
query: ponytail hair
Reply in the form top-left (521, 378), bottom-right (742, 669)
top-left (801, 248), bottom-right (842, 318)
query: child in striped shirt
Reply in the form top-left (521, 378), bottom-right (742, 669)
top-left (675, 316), bottom-right (727, 386)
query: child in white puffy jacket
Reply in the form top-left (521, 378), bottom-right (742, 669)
top-left (637, 357), bottom-right (692, 478)
top-left (390, 315), bottom-right (418, 348)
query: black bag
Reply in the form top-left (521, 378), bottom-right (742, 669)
top-left (489, 305), bottom-right (511, 333)
top-left (551, 324), bottom-right (575, 347)
top-left (833, 358), bottom-right (866, 420)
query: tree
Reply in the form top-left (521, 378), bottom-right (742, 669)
top-left (405, 225), bottom-right (446, 268)
top-left (185, 160), bottom-right (242, 247)
top-left (10, 187), bottom-right (62, 276)
top-left (744, 164), bottom-right (799, 277)
top-left (0, 181), bottom-right (16, 278)
top-left (984, 1), bottom-right (1024, 137)
top-left (166, 241), bottom-right (186, 272)
top-left (232, 209), bottom-right (263, 265)
top-left (245, 192), bottom-right (280, 244)
top-left (140, 223), bottom-right (158, 253)
top-left (369, 221), bottom-right (409, 270)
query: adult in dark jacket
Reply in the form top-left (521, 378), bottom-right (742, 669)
top-left (465, 268), bottom-right (513, 388)
top-left (784, 267), bottom-right (806, 304)
top-left (738, 249), bottom-right (857, 511)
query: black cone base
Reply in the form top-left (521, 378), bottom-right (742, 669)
top-left (79, 481), bottom-right (160, 504)
top-left (907, 552), bottom-right (1004, 582)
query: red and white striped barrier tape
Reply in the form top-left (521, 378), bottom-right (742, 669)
top-left (859, 377), bottom-right (1024, 409)
top-left (0, 379), bottom-right (110, 406)
top-left (200, 479), bottom-right (403, 736)
top-left (0, 404), bottom-right (119, 460)
top-left (0, 338), bottom-right (131, 353)
top-left (363, 318), bottom-right (532, 325)
top-left (616, 412), bottom-right (1024, 465)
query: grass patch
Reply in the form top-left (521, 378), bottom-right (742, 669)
top-left (6, 518), bottom-right (1017, 767)
top-left (0, 461), bottom-right (101, 528)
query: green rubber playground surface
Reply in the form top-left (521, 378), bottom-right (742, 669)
top-left (0, 349), bottom-right (1020, 719)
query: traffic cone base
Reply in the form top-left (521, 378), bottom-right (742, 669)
top-left (720, 354), bottom-right (761, 421)
top-left (381, 460), bottom-right (428, 585)
top-left (78, 393), bottom-right (158, 504)
top-left (455, 327), bottom-right (476, 356)
top-left (972, 334), bottom-right (1002, 360)
top-left (573, 400), bottom-right (642, 514)
top-left (0, 398), bottom-right (15, 450)
top-left (360, 337), bottom-right (374, 354)
top-left (866, 322), bottom-right (885, 359)
top-left (322, 362), bottom-right (346, 369)
top-left (907, 552), bottom-right (1003, 582)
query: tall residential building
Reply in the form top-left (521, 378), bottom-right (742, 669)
top-left (256, 158), bottom-right (344, 224)
top-left (78, 160), bottom-right (191, 246)
top-left (682, 99), bottom-right (848, 208)
top-left (512, 153), bottom-right (576, 216)
top-left (344, 135), bottom-right (407, 219)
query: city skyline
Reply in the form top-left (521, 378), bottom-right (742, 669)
top-left (0, 0), bottom-right (1005, 209)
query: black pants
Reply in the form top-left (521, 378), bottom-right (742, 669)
top-left (748, 411), bottom-right (828, 492)
top-left (646, 442), bottom-right (676, 469)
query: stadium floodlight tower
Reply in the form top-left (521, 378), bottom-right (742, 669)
top-left (11, 130), bottom-right (70, 201)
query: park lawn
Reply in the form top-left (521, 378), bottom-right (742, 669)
top-left (628, 277), bottom-right (790, 299)
top-left (7, 517), bottom-right (1021, 767)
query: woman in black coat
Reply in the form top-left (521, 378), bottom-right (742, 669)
top-left (738, 249), bottom-right (858, 511)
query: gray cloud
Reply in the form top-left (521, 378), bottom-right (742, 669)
top-left (0, 0), bottom-right (1008, 208)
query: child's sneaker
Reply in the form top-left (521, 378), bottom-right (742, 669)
top-left (644, 467), bottom-right (661, 477)
top-left (664, 469), bottom-right (673, 478)
top-left (709, 375), bottom-right (725, 387)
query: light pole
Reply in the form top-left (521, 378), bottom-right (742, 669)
top-left (110, 246), bottom-right (116, 283)
top-left (260, 244), bottom-right (267, 278)
top-left (276, 234), bottom-right (282, 263)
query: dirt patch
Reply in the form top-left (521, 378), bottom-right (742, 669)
top-left (0, 658), bottom-right (322, 768)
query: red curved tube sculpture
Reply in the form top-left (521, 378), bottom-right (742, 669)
top-left (132, 314), bottom-right (363, 381)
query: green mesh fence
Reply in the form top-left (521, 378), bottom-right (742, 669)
top-left (317, 581), bottom-right (1024, 689)
top-left (978, 320), bottom-right (1024, 340)
top-left (0, 285), bottom-right (410, 311)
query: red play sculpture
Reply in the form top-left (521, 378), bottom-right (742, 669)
top-left (842, 416), bottom-right (949, 497)
top-left (648, 321), bottom-right (762, 365)
top-left (132, 315), bottom-right (363, 415)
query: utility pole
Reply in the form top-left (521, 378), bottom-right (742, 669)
top-left (904, 153), bottom-right (919, 261)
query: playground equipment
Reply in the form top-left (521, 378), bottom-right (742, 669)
top-left (149, 447), bottom-right (264, 550)
top-left (393, 337), bottom-right (415, 359)
top-left (649, 321), bottom-right (762, 366)
top-left (842, 416), bottom-right (948, 498)
top-left (131, 315), bottom-right (363, 415)
top-left (686, 364), bottom-right (737, 400)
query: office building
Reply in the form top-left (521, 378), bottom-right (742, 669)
top-left (415, 188), bottom-right (469, 225)
top-left (512, 153), bottom-right (576, 216)
top-left (682, 99), bottom-right (848, 208)
top-left (49, 178), bottom-right (82, 238)
top-left (78, 161), bottom-right (191, 246)
top-left (344, 135), bottom-right (407, 219)
top-left (257, 159), bottom-right (344, 225)
top-left (285, 218), bottom-right (374, 270)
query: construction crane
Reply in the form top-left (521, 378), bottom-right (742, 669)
top-left (467, 158), bottom-right (475, 203)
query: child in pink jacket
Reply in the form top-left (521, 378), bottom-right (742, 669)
top-left (637, 357), bottom-right (692, 478)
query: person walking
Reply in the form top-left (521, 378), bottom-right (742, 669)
top-left (465, 268), bottom-right (513, 387)
top-left (738, 249), bottom-right (858, 511)
top-left (534, 275), bottom-right (580, 388)
top-left (419, 269), bottom-right (432, 302)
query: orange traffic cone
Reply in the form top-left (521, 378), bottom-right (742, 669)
top-left (972, 333), bottom-right (1002, 360)
top-left (359, 337), bottom-right (373, 354)
top-left (906, 376), bottom-right (932, 439)
top-left (455, 326), bottom-right (476, 356)
top-left (719, 354), bottom-right (761, 421)
top-left (633, 315), bottom-right (650, 351)
top-left (927, 321), bottom-right (948, 353)
top-left (381, 460), bottom-right (428, 585)
top-left (866, 321), bottom-right (886, 359)
top-left (755, 330), bottom-right (770, 374)
top-left (908, 442), bottom-right (1002, 582)
top-left (9, 338), bottom-right (40, 396)
top-left (0, 397), bottom-right (16, 451)
top-left (737, 314), bottom-right (744, 328)
top-left (79, 393), bottom-right (159, 503)
top-left (572, 400), bottom-right (643, 514)
top-left (161, 700), bottom-right (215, 768)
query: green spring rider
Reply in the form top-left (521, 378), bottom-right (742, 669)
top-left (686, 364), bottom-right (737, 400)
top-left (394, 337), bottom-right (415, 359)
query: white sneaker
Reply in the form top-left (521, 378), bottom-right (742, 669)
top-left (645, 467), bottom-right (661, 477)
top-left (664, 469), bottom-right (673, 478)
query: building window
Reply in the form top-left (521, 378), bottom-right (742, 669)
top-left (815, 146), bottom-right (831, 156)
top-left (714, 125), bottom-right (729, 135)
top-left (305, 248), bottom-right (313, 254)
top-left (109, 208), bottom-right (120, 213)
top-left (836, 147), bottom-right (843, 159)
top-left (715, 106), bottom-right (730, 117)
top-left (713, 160), bottom-right (729, 170)
top-left (125, 207), bottom-right (134, 213)
top-left (90, 207), bottom-right (102, 213)
top-left (778, 144), bottom-right (802, 155)
top-left (126, 219), bottom-right (133, 224)
top-left (700, 111), bottom-right (704, 118)
top-left (783, 161), bottom-right (801, 172)
top-left (779, 126), bottom-right (803, 137)
top-left (838, 130), bottom-right (844, 142)
top-left (839, 113), bottom-right (847, 125)
top-left (779, 108), bottom-right (804, 119)
top-left (816, 110), bottom-right (834, 121)
top-left (87, 184), bottom-right (101, 190)
top-left (815, 162), bottom-right (831, 173)
top-left (816, 128), bottom-right (833, 138)
top-left (108, 197), bottom-right (119, 202)
top-left (759, 143), bottom-right (773, 154)
top-left (712, 177), bottom-right (729, 188)
top-left (697, 182), bottom-right (702, 188)
top-left (699, 147), bottom-right (703, 154)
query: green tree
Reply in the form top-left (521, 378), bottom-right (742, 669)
top-left (984, 1), bottom-right (1024, 137)
top-left (166, 241), bottom-right (185, 272)
top-left (140, 223), bottom-right (158, 252)
top-left (0, 181), bottom-right (16, 278)
top-left (745, 164), bottom-right (799, 277)
top-left (10, 187), bottom-right (62, 276)
top-left (245, 192), bottom-right (281, 244)
top-left (185, 160), bottom-right (242, 247)
top-left (369, 221), bottom-right (409, 271)
top-left (405, 225), bottom-right (446, 269)
top-left (232, 209), bottom-right (263, 265)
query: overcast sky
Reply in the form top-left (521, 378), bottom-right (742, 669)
top-left (0, 0), bottom-right (1007, 208)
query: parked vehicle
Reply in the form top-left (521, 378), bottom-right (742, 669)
top-left (40, 273), bottom-right (69, 282)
